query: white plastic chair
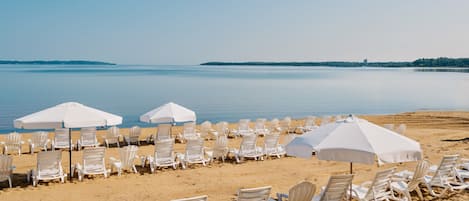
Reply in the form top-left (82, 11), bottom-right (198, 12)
top-left (52, 128), bottom-right (73, 150)
top-left (350, 168), bottom-right (396, 201)
top-left (279, 117), bottom-right (292, 134)
top-left (233, 119), bottom-right (253, 138)
top-left (0, 155), bottom-right (14, 188)
top-left (231, 134), bottom-right (264, 163)
top-left (277, 181), bottom-right (316, 201)
top-left (214, 121), bottom-right (229, 137)
top-left (153, 124), bottom-right (172, 142)
top-left (77, 127), bottom-right (99, 150)
top-left (395, 124), bottom-right (406, 135)
top-left (298, 116), bottom-right (318, 133)
top-left (237, 186), bottom-right (272, 201)
top-left (269, 118), bottom-right (280, 132)
top-left (73, 147), bottom-right (107, 181)
top-left (254, 118), bottom-right (269, 137)
top-left (109, 145), bottom-right (139, 176)
top-left (200, 121), bottom-right (216, 140)
top-left (263, 134), bottom-right (286, 159)
top-left (147, 139), bottom-right (179, 173)
top-left (28, 131), bottom-right (50, 154)
top-left (171, 195), bottom-right (208, 201)
top-left (382, 124), bottom-right (395, 131)
top-left (179, 122), bottom-right (199, 143)
top-left (30, 151), bottom-right (66, 187)
top-left (312, 174), bottom-right (354, 201)
top-left (125, 126), bottom-right (142, 146)
top-left (424, 155), bottom-right (468, 197)
top-left (180, 138), bottom-right (210, 169)
top-left (205, 134), bottom-right (229, 163)
top-left (391, 160), bottom-right (429, 201)
top-left (1, 132), bottom-right (24, 155)
top-left (103, 126), bottom-right (121, 148)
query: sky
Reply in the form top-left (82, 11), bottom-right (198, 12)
top-left (1, 1), bottom-right (469, 65)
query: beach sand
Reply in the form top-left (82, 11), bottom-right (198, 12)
top-left (0, 111), bottom-right (468, 200)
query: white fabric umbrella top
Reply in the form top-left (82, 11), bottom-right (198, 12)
top-left (14, 102), bottom-right (123, 129)
top-left (286, 116), bottom-right (422, 165)
top-left (139, 102), bottom-right (196, 124)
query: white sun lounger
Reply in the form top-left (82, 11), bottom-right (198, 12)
top-left (1, 132), bottom-right (25, 155)
top-left (28, 131), bottom-right (50, 154)
top-left (73, 147), bottom-right (108, 181)
top-left (277, 181), bottom-right (316, 201)
top-left (30, 151), bottom-right (66, 187)
top-left (77, 127), bottom-right (99, 150)
top-left (0, 155), bottom-right (15, 188)
top-left (147, 139), bottom-right (179, 173)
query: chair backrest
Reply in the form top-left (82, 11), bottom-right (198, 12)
top-left (157, 124), bottom-right (172, 141)
top-left (83, 147), bottom-right (106, 169)
top-left (129, 126), bottom-right (141, 139)
top-left (31, 131), bottom-right (49, 146)
top-left (255, 118), bottom-right (266, 130)
top-left (320, 116), bottom-right (331, 126)
top-left (240, 134), bottom-right (258, 153)
top-left (269, 118), bottom-right (279, 130)
top-left (319, 174), bottom-right (354, 201)
top-left (4, 132), bottom-right (22, 145)
top-left (80, 127), bottom-right (97, 145)
top-left (155, 139), bottom-right (174, 159)
top-left (37, 151), bottom-right (63, 177)
top-left (237, 186), bottom-right (272, 201)
top-left (0, 155), bottom-right (13, 179)
top-left (118, 145), bottom-right (138, 169)
top-left (199, 121), bottom-right (212, 138)
top-left (54, 128), bottom-right (70, 146)
top-left (395, 124), bottom-right (406, 134)
top-left (288, 181), bottom-right (316, 201)
top-left (264, 134), bottom-right (280, 151)
top-left (212, 134), bottom-right (228, 157)
top-left (171, 195), bottom-right (208, 201)
top-left (185, 138), bottom-right (204, 157)
top-left (382, 124), bottom-right (394, 131)
top-left (304, 116), bottom-right (317, 127)
top-left (363, 168), bottom-right (395, 201)
top-left (431, 154), bottom-right (459, 185)
top-left (216, 121), bottom-right (228, 135)
top-left (107, 126), bottom-right (120, 138)
top-left (239, 119), bottom-right (251, 131)
top-left (280, 117), bottom-right (291, 129)
top-left (407, 160), bottom-right (430, 191)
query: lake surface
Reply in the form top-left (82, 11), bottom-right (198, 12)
top-left (1, 64), bottom-right (469, 133)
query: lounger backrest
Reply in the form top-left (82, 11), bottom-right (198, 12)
top-left (31, 131), bottom-right (49, 147)
top-left (395, 124), bottom-right (406, 134)
top-left (264, 134), bottom-right (280, 151)
top-left (255, 119), bottom-right (266, 130)
top-left (107, 126), bottom-right (120, 138)
top-left (213, 134), bottom-right (228, 157)
top-left (382, 124), bottom-right (394, 131)
top-left (279, 117), bottom-right (291, 129)
top-left (80, 127), bottom-right (97, 145)
top-left (237, 186), bottom-right (272, 201)
top-left (304, 116), bottom-right (316, 127)
top-left (129, 126), bottom-right (141, 141)
top-left (83, 147), bottom-right (106, 169)
top-left (289, 181), bottom-right (316, 201)
top-left (118, 145), bottom-right (138, 169)
top-left (269, 118), bottom-right (279, 130)
top-left (37, 151), bottom-right (63, 177)
top-left (171, 195), bottom-right (208, 201)
top-left (0, 155), bottom-right (13, 180)
top-left (239, 119), bottom-right (251, 131)
top-left (186, 138), bottom-right (204, 158)
top-left (240, 134), bottom-right (257, 153)
top-left (155, 139), bottom-right (174, 159)
top-left (156, 124), bottom-right (172, 141)
top-left (4, 132), bottom-right (22, 146)
top-left (363, 168), bottom-right (395, 201)
top-left (54, 128), bottom-right (70, 146)
top-left (431, 155), bottom-right (459, 185)
top-left (319, 174), bottom-right (354, 201)
top-left (407, 160), bottom-right (430, 191)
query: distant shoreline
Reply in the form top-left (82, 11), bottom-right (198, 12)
top-left (0, 60), bottom-right (116, 65)
top-left (201, 57), bottom-right (469, 68)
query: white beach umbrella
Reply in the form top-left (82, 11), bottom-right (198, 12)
top-left (139, 102), bottom-right (196, 124)
top-left (14, 102), bottom-right (122, 181)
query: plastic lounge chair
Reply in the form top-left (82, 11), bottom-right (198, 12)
top-left (382, 124), bottom-right (394, 131)
top-left (395, 124), bottom-right (406, 135)
top-left (205, 134), bottom-right (229, 163)
top-left (147, 139), bottom-right (179, 173)
top-left (52, 128), bottom-right (73, 150)
top-left (77, 127), bottom-right (99, 150)
top-left (237, 186), bottom-right (272, 201)
top-left (277, 181), bottom-right (316, 201)
top-left (200, 121), bottom-right (217, 140)
top-left (103, 126), bottom-right (121, 148)
top-left (297, 116), bottom-right (318, 133)
top-left (179, 122), bottom-right (199, 143)
top-left (423, 155), bottom-right (469, 197)
top-left (180, 138), bottom-right (210, 169)
top-left (391, 160), bottom-right (430, 201)
top-left (73, 147), bottom-right (108, 181)
top-left (109, 145), bottom-right (139, 176)
top-left (263, 134), bottom-right (286, 159)
top-left (269, 118), bottom-right (280, 132)
top-left (28, 131), bottom-right (50, 154)
top-left (124, 126), bottom-right (142, 146)
top-left (1, 132), bottom-right (25, 155)
top-left (312, 174), bottom-right (354, 201)
top-left (254, 118), bottom-right (269, 137)
top-left (0, 155), bottom-right (15, 188)
top-left (350, 168), bottom-right (396, 201)
top-left (279, 117), bottom-right (292, 134)
top-left (171, 195), bottom-right (208, 201)
top-left (233, 119), bottom-right (253, 138)
top-left (153, 124), bottom-right (172, 143)
top-left (231, 134), bottom-right (264, 163)
top-left (30, 151), bottom-right (66, 186)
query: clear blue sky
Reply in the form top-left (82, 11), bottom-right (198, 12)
top-left (1, 1), bottom-right (469, 65)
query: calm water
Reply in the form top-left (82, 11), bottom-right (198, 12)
top-left (1, 64), bottom-right (469, 133)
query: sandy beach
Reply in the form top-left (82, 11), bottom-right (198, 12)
top-left (0, 111), bottom-right (468, 201)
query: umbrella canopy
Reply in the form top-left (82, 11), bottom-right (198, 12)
top-left (286, 115), bottom-right (422, 165)
top-left (14, 102), bottom-right (122, 129)
top-left (139, 102), bottom-right (196, 124)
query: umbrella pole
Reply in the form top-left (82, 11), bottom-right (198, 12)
top-left (349, 162), bottom-right (352, 201)
top-left (69, 128), bottom-right (72, 182)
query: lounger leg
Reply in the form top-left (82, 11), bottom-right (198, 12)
top-left (8, 177), bottom-right (12, 188)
